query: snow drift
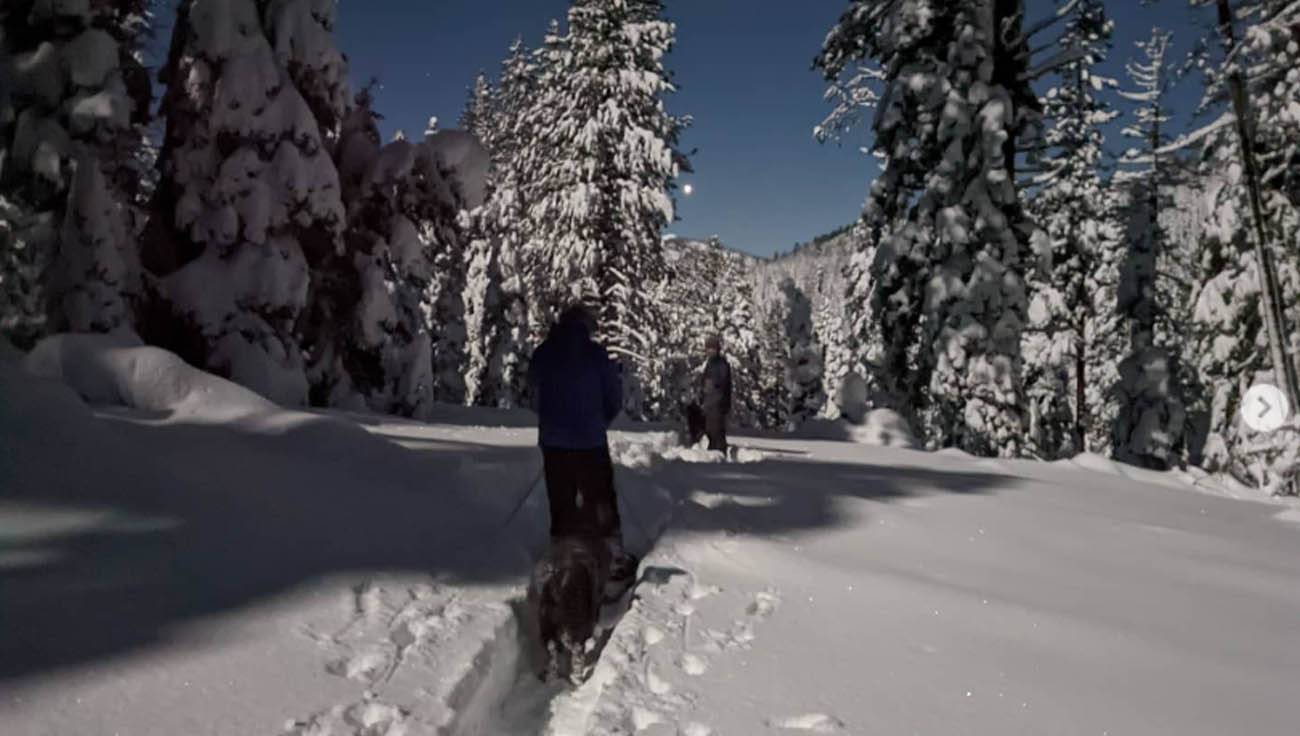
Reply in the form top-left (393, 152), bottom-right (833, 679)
top-left (22, 331), bottom-right (275, 422)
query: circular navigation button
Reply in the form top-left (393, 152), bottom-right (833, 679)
top-left (1241, 384), bottom-right (1290, 433)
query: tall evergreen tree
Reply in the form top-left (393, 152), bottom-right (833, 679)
top-left (459, 71), bottom-right (494, 149)
top-left (1187, 0), bottom-right (1300, 491)
top-left (758, 298), bottom-right (790, 430)
top-left (812, 269), bottom-right (852, 418)
top-left (525, 0), bottom-right (687, 417)
top-left (259, 0), bottom-right (368, 408)
top-left (817, 1), bottom-right (1041, 457)
top-left (263, 0), bottom-right (349, 152)
top-left (145, 0), bottom-right (344, 405)
top-left (716, 248), bottom-right (762, 428)
top-left (1, 0), bottom-right (150, 347)
top-left (1023, 0), bottom-right (1124, 457)
top-left (1112, 28), bottom-right (1189, 469)
top-left (465, 39), bottom-right (542, 408)
top-left (779, 277), bottom-right (825, 428)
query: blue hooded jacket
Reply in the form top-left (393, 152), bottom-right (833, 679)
top-left (528, 319), bottom-right (623, 449)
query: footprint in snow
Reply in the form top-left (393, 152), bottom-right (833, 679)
top-left (643, 625), bottom-right (666, 646)
top-left (688, 582), bottom-right (722, 601)
top-left (312, 581), bottom-right (469, 686)
top-left (281, 696), bottom-right (411, 736)
top-left (325, 649), bottom-right (390, 683)
top-left (766, 713), bottom-right (846, 732)
top-left (679, 652), bottom-right (708, 676)
top-left (631, 706), bottom-right (666, 731)
top-left (747, 588), bottom-right (781, 619)
top-left (645, 661), bottom-right (673, 695)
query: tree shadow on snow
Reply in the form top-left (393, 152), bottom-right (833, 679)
top-left (650, 455), bottom-right (1023, 538)
top-left (0, 404), bottom-right (548, 684)
top-left (0, 392), bottom-right (1017, 685)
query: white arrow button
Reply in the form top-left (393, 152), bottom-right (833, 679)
top-left (1242, 384), bottom-right (1290, 433)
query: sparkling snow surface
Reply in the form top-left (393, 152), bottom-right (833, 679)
top-left (3, 339), bottom-right (1300, 736)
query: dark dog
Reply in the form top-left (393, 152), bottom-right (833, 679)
top-left (526, 536), bottom-right (611, 683)
top-left (685, 402), bottom-right (706, 446)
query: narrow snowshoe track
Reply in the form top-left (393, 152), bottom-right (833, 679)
top-left (436, 439), bottom-right (682, 735)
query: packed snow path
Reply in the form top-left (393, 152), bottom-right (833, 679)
top-left (4, 343), bottom-right (1300, 734)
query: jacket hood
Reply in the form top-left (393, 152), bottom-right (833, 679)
top-left (550, 319), bottom-right (592, 344)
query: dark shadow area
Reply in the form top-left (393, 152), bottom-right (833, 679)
top-left (313, 405), bottom-right (542, 431)
top-left (0, 388), bottom-right (1019, 687)
top-left (0, 404), bottom-right (541, 684)
top-left (651, 455), bottom-right (1021, 538)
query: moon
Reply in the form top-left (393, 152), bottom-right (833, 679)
top-left (683, 183), bottom-right (694, 196)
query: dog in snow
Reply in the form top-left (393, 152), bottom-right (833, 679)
top-left (684, 401), bottom-right (706, 447)
top-left (526, 535), bottom-right (611, 683)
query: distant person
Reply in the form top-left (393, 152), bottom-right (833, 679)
top-left (528, 305), bottom-right (637, 587)
top-left (699, 334), bottom-right (733, 453)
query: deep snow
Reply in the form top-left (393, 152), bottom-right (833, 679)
top-left (3, 337), bottom-right (1300, 735)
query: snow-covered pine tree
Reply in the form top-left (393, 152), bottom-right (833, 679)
top-left (0, 0), bottom-right (150, 346)
top-left (779, 277), bottom-right (825, 428)
top-left (1023, 0), bottom-right (1125, 457)
top-left (715, 247), bottom-right (762, 428)
top-left (462, 218), bottom-right (500, 407)
top-left (524, 0), bottom-right (687, 418)
top-left (757, 297), bottom-right (790, 431)
top-left (812, 270), bottom-right (852, 419)
top-left (1112, 27), bottom-right (1189, 469)
top-left (328, 100), bottom-right (474, 417)
top-left (655, 238), bottom-right (702, 418)
top-left (53, 152), bottom-right (133, 335)
top-left (1185, 0), bottom-right (1300, 494)
top-left (458, 72), bottom-right (494, 151)
top-left (464, 39), bottom-right (543, 409)
top-left (301, 84), bottom-right (383, 409)
top-left (1186, 0), bottom-right (1300, 491)
top-left (145, 0), bottom-right (344, 405)
top-left (816, 1), bottom-right (1041, 457)
top-left (419, 129), bottom-right (474, 406)
top-left (263, 0), bottom-right (349, 152)
top-left (258, 0), bottom-right (369, 408)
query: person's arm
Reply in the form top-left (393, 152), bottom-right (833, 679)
top-left (602, 357), bottom-right (624, 425)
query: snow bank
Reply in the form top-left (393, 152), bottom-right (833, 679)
top-left (792, 409), bottom-right (919, 448)
top-left (610, 431), bottom-right (766, 468)
top-left (22, 332), bottom-right (275, 422)
top-left (1053, 452), bottom-right (1300, 522)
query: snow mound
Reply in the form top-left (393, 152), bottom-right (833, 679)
top-left (23, 332), bottom-right (275, 421)
top-left (793, 409), bottom-right (918, 448)
top-left (665, 438), bottom-right (765, 464)
top-left (610, 431), bottom-right (680, 469)
top-left (609, 432), bottom-right (765, 467)
top-left (1052, 452), bottom-right (1202, 492)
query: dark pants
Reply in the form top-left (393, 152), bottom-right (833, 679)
top-left (704, 408), bottom-right (728, 453)
top-left (542, 446), bottom-right (622, 541)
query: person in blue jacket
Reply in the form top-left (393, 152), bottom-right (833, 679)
top-left (528, 304), bottom-right (636, 585)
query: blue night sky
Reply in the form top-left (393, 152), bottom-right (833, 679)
top-left (153, 2), bottom-right (1219, 257)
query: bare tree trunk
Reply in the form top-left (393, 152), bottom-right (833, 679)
top-left (1076, 319), bottom-right (1088, 453)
